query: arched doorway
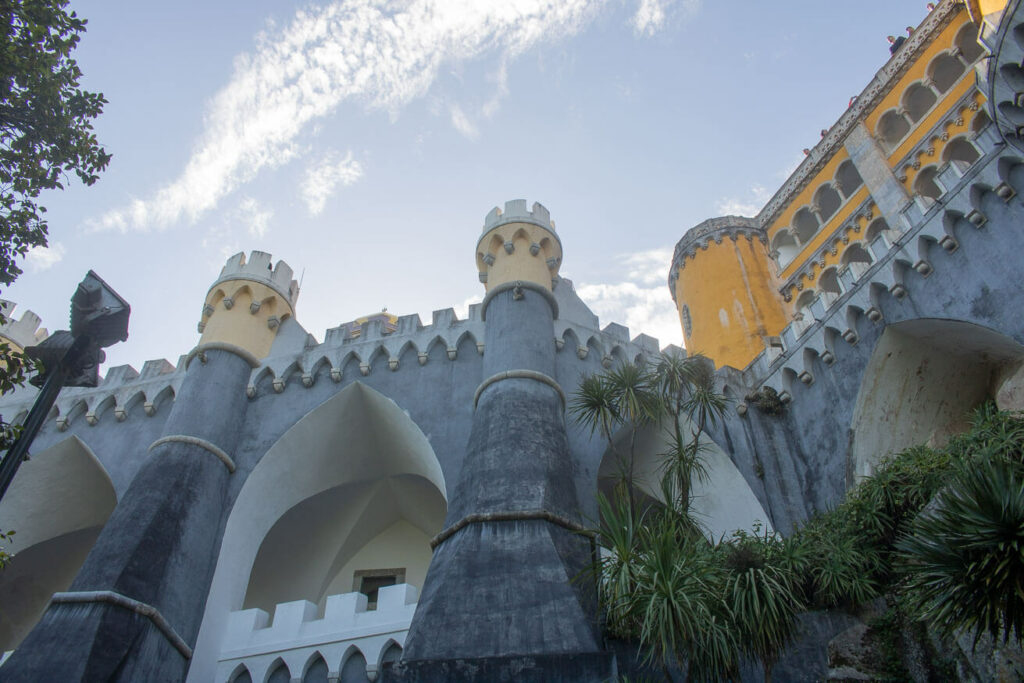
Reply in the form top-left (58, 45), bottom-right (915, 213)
top-left (0, 436), bottom-right (116, 650)
top-left (189, 382), bottom-right (447, 682)
top-left (849, 319), bottom-right (1024, 481)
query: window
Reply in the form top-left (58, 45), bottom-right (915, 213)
top-left (353, 568), bottom-right (405, 609)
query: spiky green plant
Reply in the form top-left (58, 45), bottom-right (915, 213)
top-left (722, 527), bottom-right (805, 683)
top-left (897, 455), bottom-right (1024, 647)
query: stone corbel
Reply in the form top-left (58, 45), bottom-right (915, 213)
top-left (446, 347), bottom-right (457, 361)
top-left (330, 367), bottom-right (342, 382)
top-left (529, 242), bottom-right (540, 255)
top-left (85, 411), bottom-right (99, 426)
top-left (144, 401), bottom-right (157, 417)
top-left (246, 385), bottom-right (256, 399)
top-left (820, 350), bottom-right (836, 365)
top-left (388, 357), bottom-right (399, 371)
top-left (203, 304), bottom-right (214, 317)
top-left (503, 241), bottom-right (515, 254)
top-left (114, 406), bottom-right (127, 422)
top-left (476, 343), bottom-right (485, 355)
top-left (798, 370), bottom-right (814, 385)
top-left (250, 301), bottom-right (261, 314)
top-left (196, 321), bottom-right (206, 334)
top-left (965, 209), bottom-right (986, 227)
top-left (56, 416), bottom-right (69, 431)
top-left (576, 346), bottom-right (588, 360)
top-left (359, 362), bottom-right (371, 376)
top-left (554, 337), bottom-right (564, 350)
top-left (890, 283), bottom-right (908, 299)
top-left (866, 307), bottom-right (883, 322)
top-left (272, 377), bottom-right (285, 393)
top-left (842, 330), bottom-right (859, 345)
top-left (222, 297), bottom-right (234, 310)
top-left (301, 373), bottom-right (314, 387)
top-left (483, 253), bottom-right (496, 266)
top-left (267, 316), bottom-right (280, 330)
top-left (601, 356), bottom-right (613, 369)
top-left (418, 352), bottom-right (428, 366)
top-left (913, 260), bottom-right (933, 276)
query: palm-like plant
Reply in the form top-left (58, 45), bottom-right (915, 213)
top-left (722, 527), bottom-right (805, 683)
top-left (897, 455), bottom-right (1024, 647)
top-left (631, 514), bottom-right (737, 682)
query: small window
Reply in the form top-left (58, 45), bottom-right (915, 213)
top-left (353, 568), bottom-right (405, 610)
top-left (681, 305), bottom-right (693, 337)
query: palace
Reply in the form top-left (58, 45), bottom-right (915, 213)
top-left (0, 1), bottom-right (1023, 680)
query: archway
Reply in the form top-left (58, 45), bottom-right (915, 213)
top-left (597, 415), bottom-right (772, 540)
top-left (0, 436), bottom-right (116, 650)
top-left (188, 382), bottom-right (447, 682)
top-left (849, 319), bottom-right (1024, 481)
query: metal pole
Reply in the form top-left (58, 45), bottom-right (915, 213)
top-left (0, 349), bottom-right (74, 504)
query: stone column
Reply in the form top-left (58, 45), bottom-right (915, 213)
top-left (2, 252), bottom-right (298, 682)
top-left (395, 201), bottom-right (608, 681)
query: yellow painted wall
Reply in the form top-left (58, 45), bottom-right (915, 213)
top-left (199, 280), bottom-right (294, 359)
top-left (767, 149), bottom-right (852, 245)
top-left (476, 222), bottom-right (561, 291)
top-left (675, 236), bottom-right (789, 369)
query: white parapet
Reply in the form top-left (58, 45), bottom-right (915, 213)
top-left (216, 584), bottom-right (417, 683)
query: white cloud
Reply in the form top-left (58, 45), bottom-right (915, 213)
top-left (715, 183), bottom-right (771, 217)
top-left (300, 151), bottom-right (364, 215)
top-left (92, 0), bottom-right (602, 233)
top-left (632, 0), bottom-right (701, 36)
top-left (25, 242), bottom-right (66, 272)
top-left (449, 103), bottom-right (480, 140)
top-left (576, 247), bottom-right (683, 349)
top-left (236, 196), bottom-right (273, 238)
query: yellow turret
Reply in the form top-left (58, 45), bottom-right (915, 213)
top-left (669, 217), bottom-right (789, 369)
top-left (197, 251), bottom-right (299, 360)
top-left (476, 199), bottom-right (562, 292)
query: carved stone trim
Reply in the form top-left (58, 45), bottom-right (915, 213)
top-left (430, 509), bottom-right (591, 550)
top-left (473, 369), bottom-right (566, 409)
top-left (50, 591), bottom-right (193, 660)
top-left (149, 434), bottom-right (236, 473)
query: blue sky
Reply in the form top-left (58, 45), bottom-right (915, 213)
top-left (8, 0), bottom-right (933, 372)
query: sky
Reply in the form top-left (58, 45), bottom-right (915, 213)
top-left (7, 0), bottom-right (936, 373)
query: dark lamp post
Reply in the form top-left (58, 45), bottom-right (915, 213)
top-left (0, 270), bottom-right (129, 503)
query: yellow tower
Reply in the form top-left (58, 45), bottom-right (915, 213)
top-left (669, 217), bottom-right (789, 369)
top-left (476, 199), bottom-right (562, 295)
top-left (196, 251), bottom-right (299, 360)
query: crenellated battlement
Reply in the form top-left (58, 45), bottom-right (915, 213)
top-left (216, 585), bottom-right (416, 683)
top-left (483, 199), bottom-right (555, 233)
top-left (0, 300), bottom-right (48, 350)
top-left (210, 251), bottom-right (299, 309)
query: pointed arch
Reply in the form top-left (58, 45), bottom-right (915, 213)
top-left (264, 657), bottom-right (290, 683)
top-left (0, 436), bottom-right (117, 651)
top-left (302, 651), bottom-right (329, 683)
top-left (228, 663), bottom-right (253, 683)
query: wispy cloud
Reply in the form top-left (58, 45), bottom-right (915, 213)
top-left (449, 103), bottom-right (480, 140)
top-left (715, 184), bottom-right (771, 217)
top-left (25, 242), bottom-right (66, 272)
top-left (91, 0), bottom-right (605, 233)
top-left (236, 196), bottom-right (274, 238)
top-left (300, 151), bottom-right (363, 215)
top-left (632, 0), bottom-right (701, 36)
top-left (577, 248), bottom-right (682, 349)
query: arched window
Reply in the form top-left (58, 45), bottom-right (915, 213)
top-left (914, 165), bottom-right (943, 202)
top-left (819, 267), bottom-right (843, 307)
top-left (681, 304), bottom-right (693, 338)
top-left (794, 290), bottom-right (817, 332)
top-left (865, 217), bottom-right (894, 247)
top-left (814, 184), bottom-right (842, 222)
top-left (267, 661), bottom-right (291, 683)
top-left (793, 208), bottom-right (820, 244)
top-left (955, 23), bottom-right (985, 64)
top-left (942, 136), bottom-right (980, 173)
top-left (903, 83), bottom-right (937, 123)
top-left (771, 229), bottom-right (800, 267)
top-left (836, 160), bottom-right (863, 198)
top-left (878, 110), bottom-right (911, 150)
top-left (971, 109), bottom-right (992, 136)
top-left (929, 52), bottom-right (966, 92)
top-left (841, 243), bottom-right (873, 279)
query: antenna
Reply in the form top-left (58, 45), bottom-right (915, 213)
top-left (299, 267), bottom-right (306, 291)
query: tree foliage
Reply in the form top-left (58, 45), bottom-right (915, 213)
top-left (0, 0), bottom-right (108, 569)
top-left (0, 0), bottom-right (109, 286)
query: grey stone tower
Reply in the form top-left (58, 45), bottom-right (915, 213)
top-left (394, 201), bottom-right (609, 681)
top-left (2, 253), bottom-right (299, 681)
